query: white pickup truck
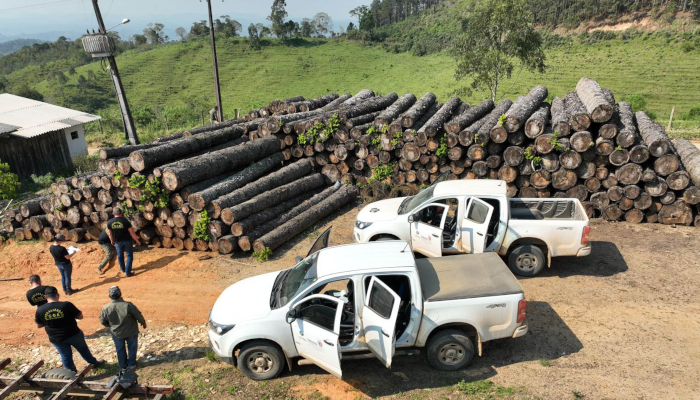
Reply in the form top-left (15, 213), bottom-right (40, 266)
top-left (208, 232), bottom-right (528, 381)
top-left (354, 177), bottom-right (591, 276)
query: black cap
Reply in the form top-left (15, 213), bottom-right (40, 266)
top-left (44, 286), bottom-right (59, 298)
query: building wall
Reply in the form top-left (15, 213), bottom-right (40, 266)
top-left (63, 125), bottom-right (88, 157)
top-left (0, 130), bottom-right (73, 178)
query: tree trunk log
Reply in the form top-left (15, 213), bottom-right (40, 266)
top-left (552, 169), bottom-right (577, 190)
top-left (530, 170), bottom-right (551, 189)
top-left (503, 146), bottom-right (524, 167)
top-left (585, 178), bottom-right (601, 193)
top-left (524, 103), bottom-right (550, 139)
top-left (478, 99), bottom-right (513, 144)
top-left (628, 144), bottom-right (651, 164)
top-left (616, 163), bottom-right (643, 185)
top-left (400, 92), bottom-right (437, 128)
top-left (609, 148), bottom-right (630, 166)
top-left (634, 192), bottom-right (652, 210)
top-left (625, 209), bottom-right (645, 224)
top-left (672, 139), bottom-right (700, 186)
top-left (565, 91), bottom-right (591, 132)
top-left (321, 93), bottom-right (354, 111)
top-left (607, 186), bottom-right (624, 202)
top-left (570, 131), bottom-right (593, 152)
top-left (602, 204), bottom-right (622, 221)
top-left (253, 185), bottom-right (358, 253)
top-left (445, 99), bottom-right (493, 134)
top-left (666, 171), bottom-right (690, 191)
top-left (645, 177), bottom-right (668, 197)
top-left (505, 85), bottom-right (548, 133)
top-left (624, 185), bottom-right (641, 199)
top-left (653, 154), bottom-right (680, 176)
top-left (566, 185), bottom-right (588, 202)
top-left (419, 97), bottom-right (461, 137)
top-left (375, 93), bottom-right (416, 126)
top-left (339, 93), bottom-right (399, 121)
top-left (682, 186), bottom-right (700, 205)
top-left (576, 77), bottom-right (613, 123)
top-left (636, 111), bottom-right (670, 157)
top-left (658, 200), bottom-right (694, 225)
top-left (551, 97), bottom-right (571, 136)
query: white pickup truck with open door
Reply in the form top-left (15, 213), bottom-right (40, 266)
top-left (353, 176), bottom-right (592, 276)
top-left (208, 229), bottom-right (528, 381)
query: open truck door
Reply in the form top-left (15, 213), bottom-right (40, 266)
top-left (289, 294), bottom-right (345, 378)
top-left (461, 198), bottom-right (494, 254)
top-left (296, 226), bottom-right (332, 263)
top-left (362, 276), bottom-right (401, 368)
top-left (409, 203), bottom-right (448, 257)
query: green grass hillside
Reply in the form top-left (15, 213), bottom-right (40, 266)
top-left (15, 32), bottom-right (700, 143)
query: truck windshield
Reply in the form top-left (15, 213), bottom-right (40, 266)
top-left (398, 185), bottom-right (436, 214)
top-left (270, 253), bottom-right (319, 309)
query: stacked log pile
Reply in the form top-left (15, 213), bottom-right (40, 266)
top-left (3, 77), bottom-right (698, 255)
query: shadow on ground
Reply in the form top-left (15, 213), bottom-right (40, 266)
top-left (542, 240), bottom-right (628, 278)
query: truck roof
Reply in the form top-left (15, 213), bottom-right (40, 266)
top-left (316, 241), bottom-right (415, 278)
top-left (415, 253), bottom-right (523, 301)
top-left (433, 179), bottom-right (508, 197)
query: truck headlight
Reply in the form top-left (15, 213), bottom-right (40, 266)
top-left (355, 220), bottom-right (372, 230)
top-left (209, 320), bottom-right (235, 335)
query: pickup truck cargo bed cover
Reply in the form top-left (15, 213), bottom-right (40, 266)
top-left (415, 253), bottom-right (523, 301)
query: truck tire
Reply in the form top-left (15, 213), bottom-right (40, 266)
top-left (508, 244), bottom-right (546, 277)
top-left (372, 234), bottom-right (399, 241)
top-left (42, 368), bottom-right (76, 380)
top-left (237, 341), bottom-right (285, 381)
top-left (426, 329), bottom-right (474, 371)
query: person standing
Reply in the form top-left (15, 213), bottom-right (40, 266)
top-left (26, 275), bottom-right (48, 307)
top-left (106, 208), bottom-right (141, 277)
top-left (99, 286), bottom-right (146, 371)
top-left (97, 229), bottom-right (116, 275)
top-left (49, 234), bottom-right (78, 295)
top-left (35, 286), bottom-right (102, 373)
top-left (209, 105), bottom-right (220, 124)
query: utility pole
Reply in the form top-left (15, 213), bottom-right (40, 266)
top-left (90, 0), bottom-right (139, 145)
top-left (205, 0), bottom-right (224, 123)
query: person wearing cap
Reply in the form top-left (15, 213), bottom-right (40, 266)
top-left (106, 208), bottom-right (141, 277)
top-left (35, 286), bottom-right (102, 373)
top-left (49, 234), bottom-right (78, 295)
top-left (97, 229), bottom-right (116, 275)
top-left (99, 286), bottom-right (146, 371)
top-left (26, 275), bottom-right (49, 307)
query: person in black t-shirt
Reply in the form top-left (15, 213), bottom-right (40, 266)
top-left (106, 208), bottom-right (141, 277)
top-left (49, 234), bottom-right (78, 295)
top-left (35, 286), bottom-right (101, 373)
top-left (97, 230), bottom-right (116, 275)
top-left (26, 275), bottom-right (48, 307)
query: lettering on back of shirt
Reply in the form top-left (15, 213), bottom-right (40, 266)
top-left (31, 293), bottom-right (46, 303)
top-left (45, 308), bottom-right (65, 321)
top-left (111, 222), bottom-right (124, 229)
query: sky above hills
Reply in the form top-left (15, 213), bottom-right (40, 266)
top-left (0, 0), bottom-right (366, 42)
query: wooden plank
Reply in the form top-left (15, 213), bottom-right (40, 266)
top-left (0, 376), bottom-right (173, 394)
top-left (50, 364), bottom-right (93, 400)
top-left (101, 383), bottom-right (121, 400)
top-left (0, 278), bottom-right (22, 282)
top-left (153, 395), bottom-right (164, 400)
top-left (0, 359), bottom-right (10, 372)
top-left (0, 360), bottom-right (44, 399)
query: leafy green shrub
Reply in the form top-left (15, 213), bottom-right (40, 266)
top-left (436, 137), bottom-right (448, 158)
top-left (72, 153), bottom-right (99, 173)
top-left (0, 159), bottom-right (20, 199)
top-left (193, 210), bottom-right (211, 241)
top-left (625, 94), bottom-right (647, 112)
top-left (681, 41), bottom-right (697, 53)
top-left (30, 173), bottom-right (56, 189)
top-left (681, 106), bottom-right (700, 120)
top-left (252, 247), bottom-right (272, 261)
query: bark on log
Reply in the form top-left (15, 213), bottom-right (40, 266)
top-left (67, 228), bottom-right (85, 242)
top-left (221, 174), bottom-right (326, 225)
top-left (524, 103), bottom-right (550, 139)
top-left (237, 185), bottom-right (341, 251)
top-left (576, 77), bottom-right (613, 123)
top-left (321, 93), bottom-right (354, 111)
top-left (252, 184), bottom-right (358, 252)
top-left (445, 99), bottom-right (493, 134)
top-left (636, 111), bottom-right (670, 157)
top-left (207, 220), bottom-right (230, 240)
top-left (565, 91), bottom-right (591, 132)
top-left (230, 191), bottom-right (317, 237)
top-left (20, 198), bottom-right (45, 218)
top-left (672, 139), bottom-right (700, 186)
top-left (401, 93), bottom-right (437, 128)
top-left (130, 125), bottom-right (245, 171)
top-left (297, 93), bottom-right (339, 112)
top-left (217, 235), bottom-right (238, 254)
top-left (505, 85), bottom-right (548, 133)
top-left (375, 93), bottom-right (416, 126)
top-left (99, 143), bottom-right (159, 160)
top-left (341, 89), bottom-right (376, 108)
top-left (474, 99), bottom-right (512, 144)
top-left (420, 97), bottom-right (461, 137)
top-left (189, 152), bottom-right (287, 212)
top-left (551, 97), bottom-right (571, 137)
top-left (161, 136), bottom-right (279, 191)
top-left (339, 93), bottom-right (399, 121)
top-left (346, 111), bottom-right (381, 129)
top-left (29, 215), bottom-right (48, 232)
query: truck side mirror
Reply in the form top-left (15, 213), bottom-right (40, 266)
top-left (408, 214), bottom-right (415, 223)
top-left (285, 309), bottom-right (298, 324)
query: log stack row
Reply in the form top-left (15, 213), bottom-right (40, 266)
top-left (3, 77), bottom-right (698, 256)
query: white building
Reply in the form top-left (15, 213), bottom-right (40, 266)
top-left (0, 94), bottom-right (101, 178)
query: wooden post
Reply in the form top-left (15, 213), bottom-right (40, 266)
top-left (201, 110), bottom-right (204, 126)
top-left (235, 109), bottom-right (240, 119)
top-left (667, 106), bottom-right (675, 130)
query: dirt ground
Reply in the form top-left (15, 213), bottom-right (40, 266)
top-left (1, 203), bottom-right (700, 400)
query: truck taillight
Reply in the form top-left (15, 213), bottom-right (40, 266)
top-left (517, 299), bottom-right (527, 324)
top-left (581, 226), bottom-right (590, 245)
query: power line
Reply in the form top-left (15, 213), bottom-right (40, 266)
top-left (0, 0), bottom-right (84, 13)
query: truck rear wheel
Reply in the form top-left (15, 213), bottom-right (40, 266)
top-left (427, 329), bottom-right (474, 371)
top-left (508, 244), bottom-right (546, 277)
top-left (237, 341), bottom-right (285, 381)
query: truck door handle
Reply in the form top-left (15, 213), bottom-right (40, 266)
top-left (432, 234), bottom-right (439, 238)
top-left (381, 330), bottom-right (389, 338)
top-left (324, 340), bottom-right (334, 347)
top-left (477, 232), bottom-right (483, 236)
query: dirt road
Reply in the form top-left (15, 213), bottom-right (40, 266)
top-left (1, 205), bottom-right (699, 399)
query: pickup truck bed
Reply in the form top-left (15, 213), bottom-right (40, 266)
top-left (415, 253), bottom-right (523, 302)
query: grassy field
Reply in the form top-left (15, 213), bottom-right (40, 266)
top-left (21, 33), bottom-right (700, 143)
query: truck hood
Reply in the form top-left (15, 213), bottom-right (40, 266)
top-left (210, 271), bottom-right (280, 325)
top-left (357, 197), bottom-right (406, 222)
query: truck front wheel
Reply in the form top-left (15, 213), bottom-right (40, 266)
top-left (427, 329), bottom-right (474, 371)
top-left (237, 341), bottom-right (285, 381)
top-left (508, 244), bottom-right (546, 277)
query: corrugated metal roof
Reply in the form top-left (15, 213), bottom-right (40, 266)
top-left (0, 122), bottom-right (19, 135)
top-left (0, 94), bottom-right (101, 139)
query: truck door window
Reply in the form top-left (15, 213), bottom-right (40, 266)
top-left (305, 279), bottom-right (355, 344)
top-left (363, 275), bottom-right (412, 338)
top-left (298, 303), bottom-right (337, 331)
top-left (467, 201), bottom-right (489, 223)
top-left (435, 198), bottom-right (459, 248)
top-left (416, 205), bottom-right (444, 228)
